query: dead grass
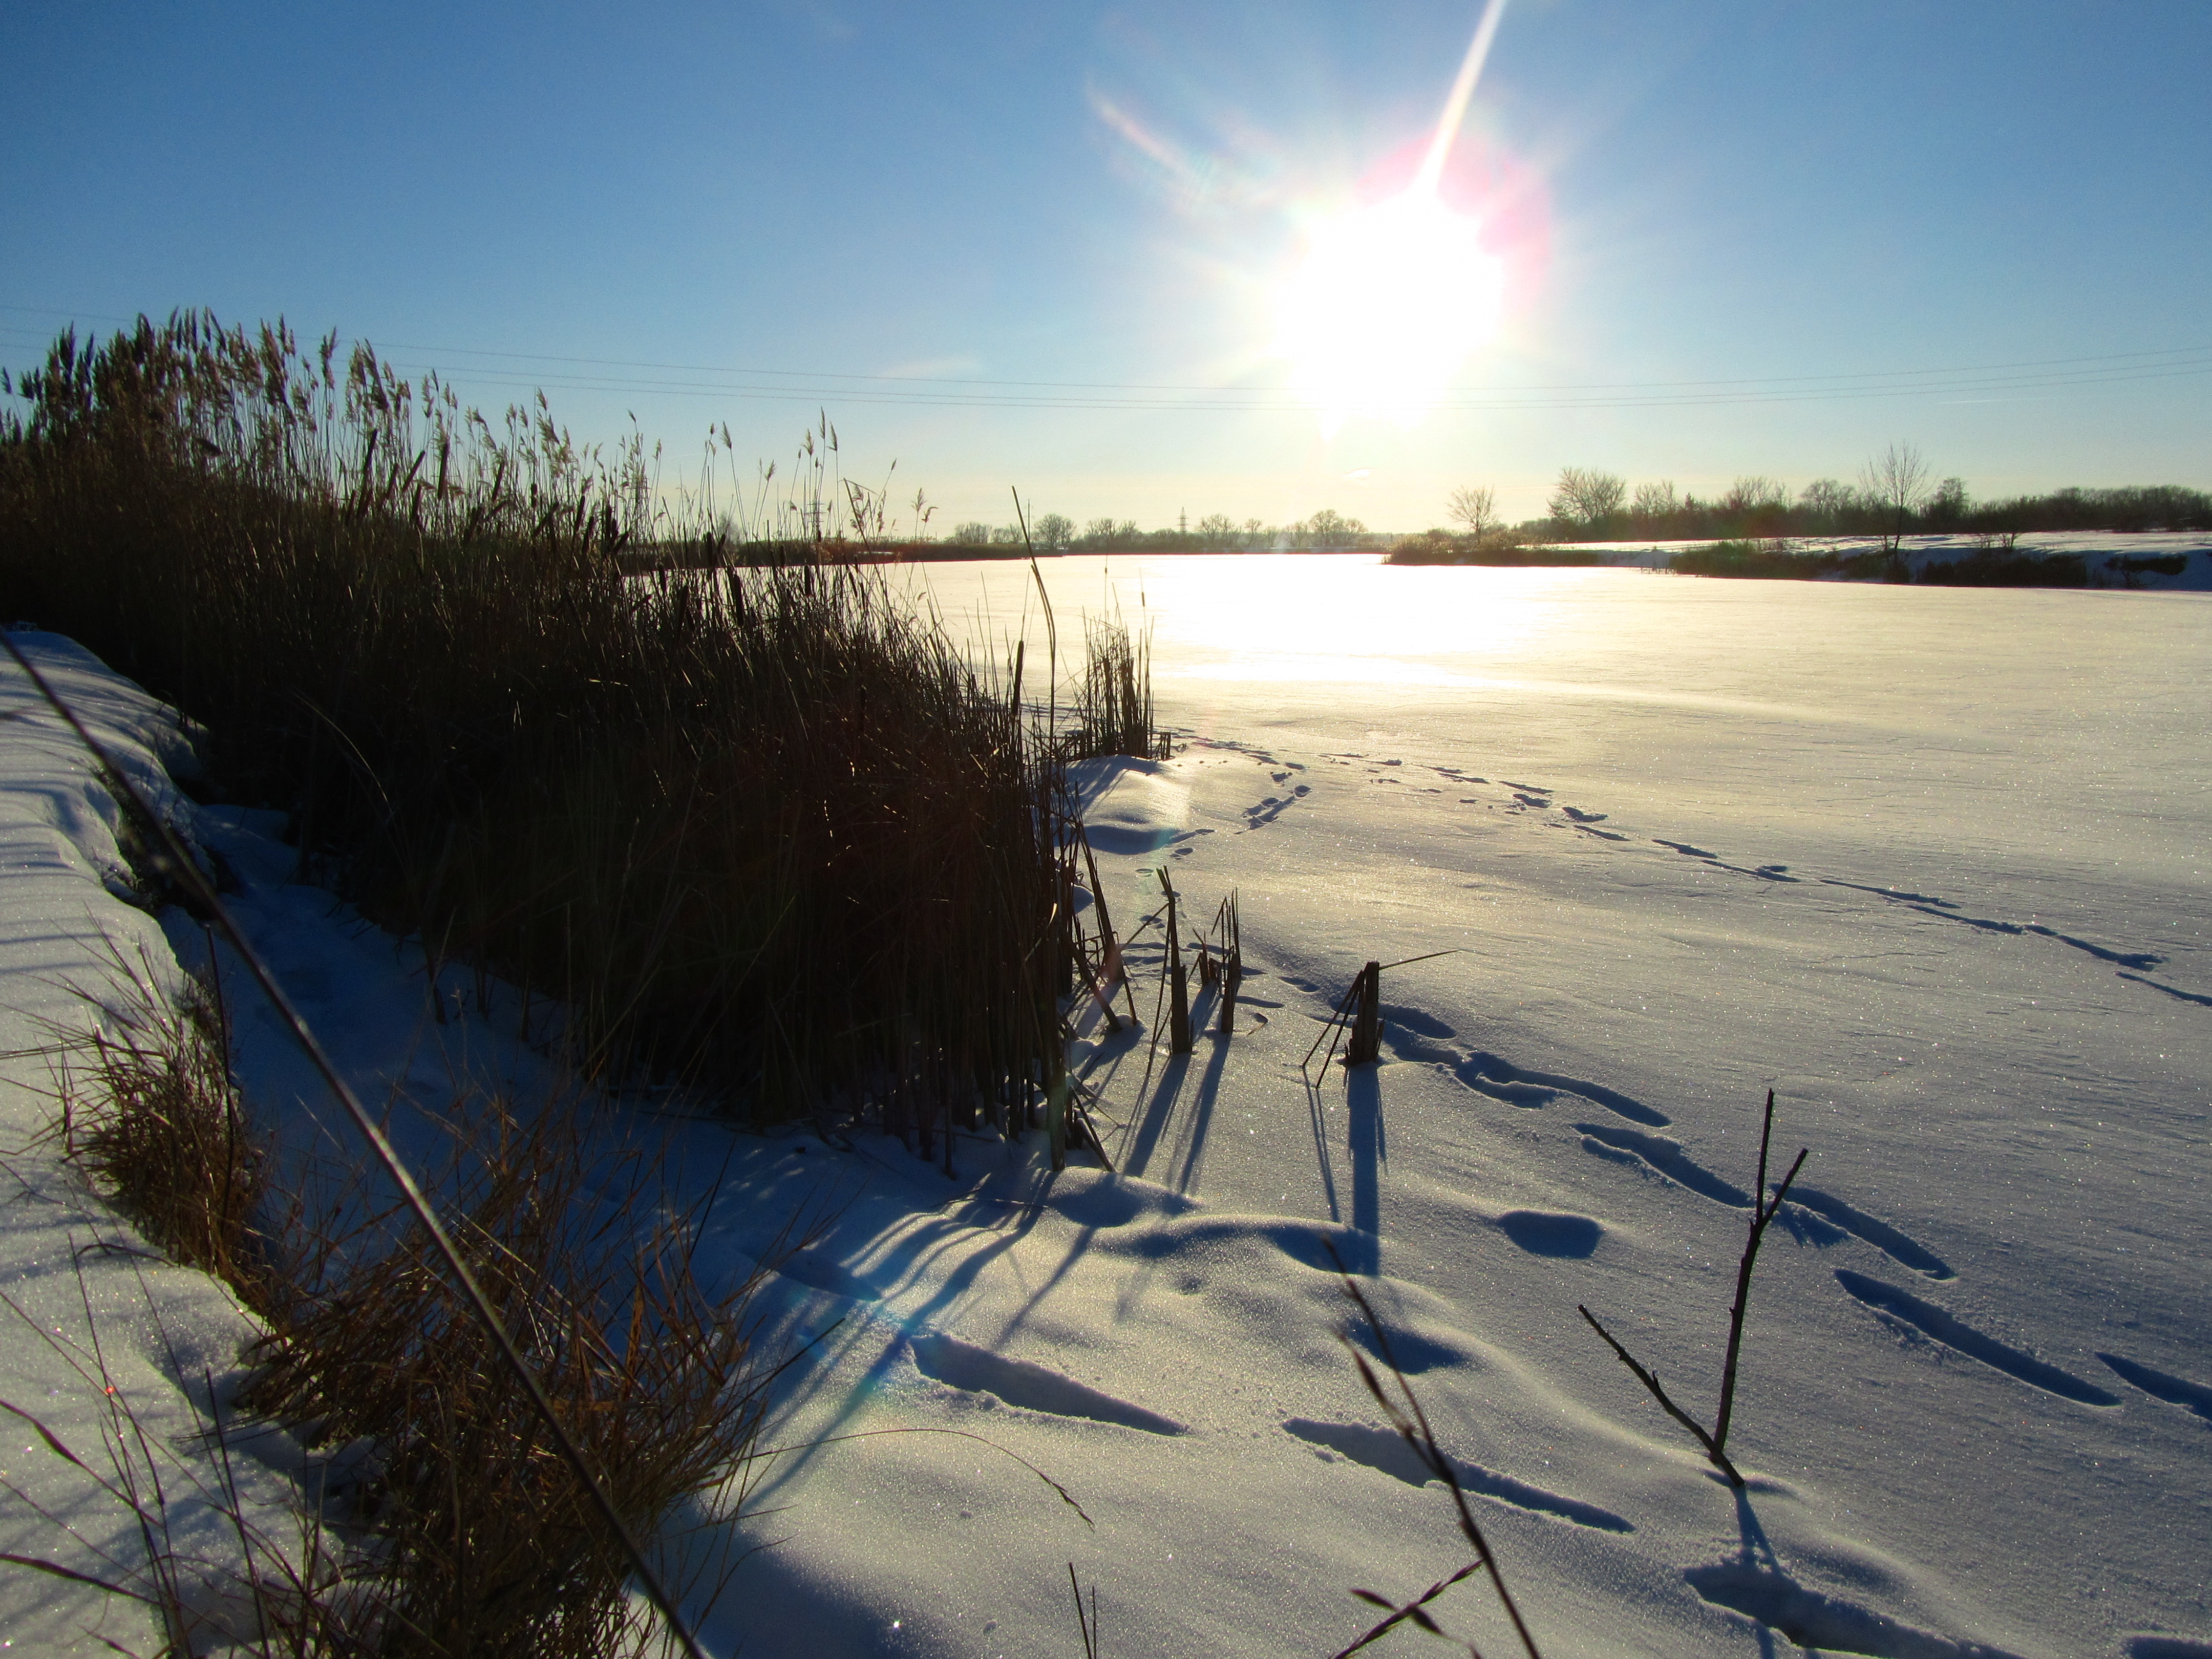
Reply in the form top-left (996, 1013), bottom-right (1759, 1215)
top-left (52, 949), bottom-right (265, 1299)
top-left (0, 310), bottom-right (1071, 1128)
top-left (239, 1092), bottom-right (771, 1657)
top-left (16, 959), bottom-right (773, 1656)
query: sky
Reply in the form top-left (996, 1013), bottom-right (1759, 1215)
top-left (3, 1), bottom-right (2209, 532)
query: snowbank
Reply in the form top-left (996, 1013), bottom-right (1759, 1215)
top-left (1553, 529), bottom-right (2212, 586)
top-left (0, 632), bottom-right (295, 1655)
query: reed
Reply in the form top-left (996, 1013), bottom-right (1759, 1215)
top-left (0, 311), bottom-right (1069, 1129)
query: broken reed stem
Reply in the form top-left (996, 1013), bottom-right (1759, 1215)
top-left (1578, 1088), bottom-right (1808, 1490)
top-left (1575, 1304), bottom-right (1742, 1486)
top-left (1344, 962), bottom-right (1382, 1066)
top-left (1713, 1089), bottom-right (1809, 1457)
top-left (1216, 891), bottom-right (1241, 1036)
top-left (1333, 1263), bottom-right (1544, 1659)
top-left (1162, 869), bottom-right (1191, 1056)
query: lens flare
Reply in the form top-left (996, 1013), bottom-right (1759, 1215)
top-left (1275, 190), bottom-right (1505, 431)
top-left (1274, 0), bottom-right (1513, 432)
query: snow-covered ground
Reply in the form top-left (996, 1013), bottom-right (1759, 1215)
top-left (4, 559), bottom-right (2208, 1656)
top-left (1540, 529), bottom-right (2212, 586)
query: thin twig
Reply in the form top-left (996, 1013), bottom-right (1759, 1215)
top-left (1334, 1259), bottom-right (1543, 1658)
top-left (1332, 1560), bottom-right (1485, 1659)
top-left (1576, 1304), bottom-right (1738, 1485)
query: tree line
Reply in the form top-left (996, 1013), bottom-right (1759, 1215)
top-left (1473, 444), bottom-right (2212, 547)
top-left (933, 508), bottom-right (1384, 554)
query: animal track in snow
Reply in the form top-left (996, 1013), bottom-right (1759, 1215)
top-left (1820, 879), bottom-right (2165, 970)
top-left (2117, 971), bottom-right (2212, 1009)
top-left (1282, 1418), bottom-right (1632, 1533)
top-left (909, 1333), bottom-right (1185, 1434)
top-left (1495, 1209), bottom-right (1604, 1258)
top-left (1651, 838), bottom-right (1801, 882)
top-left (1239, 782), bottom-right (1312, 831)
top-left (1378, 1005), bottom-right (1671, 1126)
top-left (1685, 1561), bottom-right (2028, 1658)
top-left (1784, 1187), bottom-right (1953, 1280)
top-left (1576, 1123), bottom-right (1752, 1206)
top-left (2096, 1351), bottom-right (2212, 1424)
top-left (1834, 1271), bottom-right (2118, 1407)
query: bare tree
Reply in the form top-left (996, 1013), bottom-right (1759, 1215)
top-left (1859, 441), bottom-right (1930, 552)
top-left (1445, 484), bottom-right (1498, 541)
top-left (1549, 467), bottom-right (1627, 533)
top-left (1630, 479), bottom-right (1679, 527)
top-left (1303, 507), bottom-right (1362, 548)
top-left (1797, 478), bottom-right (1853, 529)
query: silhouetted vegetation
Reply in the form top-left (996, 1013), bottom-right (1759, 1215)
top-left (0, 310), bottom-right (1079, 1129)
top-left (1524, 460), bottom-right (2210, 545)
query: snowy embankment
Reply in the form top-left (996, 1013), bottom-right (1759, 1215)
top-left (0, 633), bottom-right (293, 1655)
top-left (1559, 529), bottom-right (2212, 585)
top-left (5, 565), bottom-right (2210, 1658)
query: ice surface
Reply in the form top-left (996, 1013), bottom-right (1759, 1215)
top-left (5, 561), bottom-right (2209, 1657)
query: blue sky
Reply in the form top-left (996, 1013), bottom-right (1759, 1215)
top-left (4, 2), bottom-right (2208, 530)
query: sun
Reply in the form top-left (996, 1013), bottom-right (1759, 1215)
top-left (1274, 187), bottom-right (1505, 432)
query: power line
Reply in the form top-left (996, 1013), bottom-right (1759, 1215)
top-left (3, 303), bottom-right (2207, 414)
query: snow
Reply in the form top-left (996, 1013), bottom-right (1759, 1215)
top-left (4, 559), bottom-right (2209, 1657)
top-left (1535, 529), bottom-right (2212, 585)
top-left (0, 633), bottom-right (298, 1656)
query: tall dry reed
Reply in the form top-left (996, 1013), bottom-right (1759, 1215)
top-left (0, 311), bottom-right (1067, 1126)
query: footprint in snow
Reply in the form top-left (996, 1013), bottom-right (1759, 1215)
top-left (1685, 1561), bottom-right (2030, 1658)
top-left (1282, 1418), bottom-right (1632, 1533)
top-left (1824, 878), bottom-right (2164, 968)
top-left (909, 1332), bottom-right (1185, 1434)
top-left (1834, 1270), bottom-right (2117, 1407)
top-left (1575, 1127), bottom-right (1953, 1278)
top-left (1378, 1004), bottom-right (1671, 1126)
top-left (1495, 1209), bottom-right (1604, 1259)
top-left (1650, 838), bottom-right (1801, 882)
top-left (2096, 1351), bottom-right (2212, 1424)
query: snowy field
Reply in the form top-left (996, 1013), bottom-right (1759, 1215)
top-left (3, 557), bottom-right (2208, 1656)
top-left (1520, 530), bottom-right (2212, 584)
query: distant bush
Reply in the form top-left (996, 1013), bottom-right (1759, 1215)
top-left (1916, 550), bottom-right (2088, 588)
top-left (1668, 540), bottom-right (1838, 580)
top-left (1386, 531), bottom-right (1598, 567)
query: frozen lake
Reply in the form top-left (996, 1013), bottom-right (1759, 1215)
top-left (857, 554), bottom-right (2212, 1656)
top-left (6, 563), bottom-right (2206, 1656)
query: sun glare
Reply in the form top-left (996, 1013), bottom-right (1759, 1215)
top-left (1274, 188), bottom-right (1505, 430)
top-left (1272, 0), bottom-right (1513, 432)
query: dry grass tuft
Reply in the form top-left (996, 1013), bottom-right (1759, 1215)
top-left (1070, 616), bottom-right (1166, 762)
top-left (17, 958), bottom-right (772, 1656)
top-left (49, 949), bottom-right (266, 1298)
top-left (241, 1093), bottom-right (771, 1657)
